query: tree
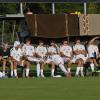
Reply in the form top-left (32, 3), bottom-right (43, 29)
top-left (87, 3), bottom-right (97, 14)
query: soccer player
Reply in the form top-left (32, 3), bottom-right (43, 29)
top-left (73, 39), bottom-right (87, 77)
top-left (0, 43), bottom-right (13, 77)
top-left (10, 41), bottom-right (29, 78)
top-left (22, 38), bottom-right (40, 78)
top-left (47, 40), bottom-right (69, 77)
top-left (46, 40), bottom-right (58, 77)
top-left (60, 40), bottom-right (73, 74)
top-left (87, 37), bottom-right (100, 72)
top-left (35, 40), bottom-right (47, 77)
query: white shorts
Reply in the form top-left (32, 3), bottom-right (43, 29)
top-left (52, 55), bottom-right (64, 65)
top-left (72, 55), bottom-right (88, 63)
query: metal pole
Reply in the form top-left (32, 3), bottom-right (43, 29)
top-left (12, 21), bottom-right (16, 42)
top-left (84, 2), bottom-right (87, 15)
top-left (20, 2), bottom-right (23, 14)
top-left (52, 2), bottom-right (55, 14)
top-left (2, 20), bottom-right (4, 44)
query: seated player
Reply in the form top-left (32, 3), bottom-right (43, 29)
top-left (10, 41), bottom-right (29, 78)
top-left (0, 43), bottom-right (13, 77)
top-left (46, 41), bottom-right (58, 77)
top-left (22, 38), bottom-right (41, 78)
top-left (87, 37), bottom-right (100, 72)
top-left (35, 40), bottom-right (47, 78)
top-left (60, 40), bottom-right (73, 75)
top-left (73, 39), bottom-right (88, 77)
top-left (47, 40), bottom-right (70, 77)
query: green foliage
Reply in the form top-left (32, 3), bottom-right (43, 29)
top-left (0, 4), bottom-right (17, 14)
top-left (87, 3), bottom-right (98, 14)
top-left (55, 3), bottom-right (83, 14)
top-left (0, 3), bottom-right (100, 43)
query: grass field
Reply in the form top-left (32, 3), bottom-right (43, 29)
top-left (0, 77), bottom-right (100, 100)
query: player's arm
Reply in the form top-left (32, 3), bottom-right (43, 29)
top-left (73, 50), bottom-right (81, 55)
top-left (54, 44), bottom-right (60, 55)
top-left (89, 37), bottom-right (100, 44)
top-left (44, 47), bottom-right (48, 55)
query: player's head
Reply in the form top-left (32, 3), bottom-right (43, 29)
top-left (39, 40), bottom-right (44, 46)
top-left (25, 38), bottom-right (31, 45)
top-left (63, 40), bottom-right (68, 45)
top-left (76, 39), bottom-right (80, 44)
top-left (14, 41), bottom-right (20, 49)
top-left (3, 43), bottom-right (9, 49)
top-left (50, 40), bottom-right (55, 46)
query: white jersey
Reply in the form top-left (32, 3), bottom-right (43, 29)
top-left (22, 44), bottom-right (35, 56)
top-left (73, 44), bottom-right (85, 52)
top-left (60, 45), bottom-right (72, 57)
top-left (10, 47), bottom-right (23, 62)
top-left (35, 46), bottom-right (47, 58)
top-left (73, 44), bottom-right (87, 62)
top-left (88, 44), bottom-right (99, 58)
top-left (48, 46), bottom-right (57, 54)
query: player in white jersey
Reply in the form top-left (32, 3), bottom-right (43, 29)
top-left (35, 40), bottom-right (47, 77)
top-left (60, 40), bottom-right (73, 74)
top-left (10, 41), bottom-right (29, 78)
top-left (22, 38), bottom-right (41, 78)
top-left (73, 39), bottom-right (87, 77)
top-left (87, 37), bottom-right (100, 72)
top-left (47, 41), bottom-right (69, 77)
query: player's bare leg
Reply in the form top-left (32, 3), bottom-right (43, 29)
top-left (2, 59), bottom-right (6, 77)
top-left (25, 61), bottom-right (30, 78)
top-left (80, 59), bottom-right (84, 77)
top-left (13, 61), bottom-right (18, 79)
top-left (9, 60), bottom-right (14, 77)
top-left (50, 61), bottom-right (55, 77)
top-left (40, 62), bottom-right (45, 78)
top-left (67, 60), bottom-right (72, 76)
top-left (93, 59), bottom-right (100, 70)
top-left (89, 59), bottom-right (95, 72)
top-left (58, 63), bottom-right (70, 78)
top-left (75, 59), bottom-right (82, 77)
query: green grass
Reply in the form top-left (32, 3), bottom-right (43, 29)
top-left (0, 77), bottom-right (100, 100)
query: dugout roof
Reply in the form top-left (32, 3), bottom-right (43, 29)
top-left (0, 0), bottom-right (99, 3)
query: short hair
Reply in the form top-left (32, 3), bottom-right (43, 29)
top-left (50, 40), bottom-right (55, 43)
top-left (25, 38), bottom-right (31, 43)
top-left (39, 40), bottom-right (44, 44)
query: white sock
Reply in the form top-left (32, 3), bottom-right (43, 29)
top-left (76, 67), bottom-right (81, 76)
top-left (26, 68), bottom-right (29, 77)
top-left (90, 63), bottom-right (95, 72)
top-left (22, 69), bottom-right (25, 77)
top-left (59, 64), bottom-right (67, 74)
top-left (80, 67), bottom-right (84, 77)
top-left (14, 69), bottom-right (17, 77)
top-left (68, 68), bottom-right (71, 73)
top-left (51, 69), bottom-right (55, 77)
top-left (3, 71), bottom-right (5, 76)
top-left (40, 69), bottom-right (44, 76)
top-left (11, 70), bottom-right (13, 77)
top-left (36, 64), bottom-right (40, 77)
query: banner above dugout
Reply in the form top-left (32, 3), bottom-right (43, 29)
top-left (25, 14), bottom-right (79, 38)
top-left (0, 0), bottom-right (99, 3)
